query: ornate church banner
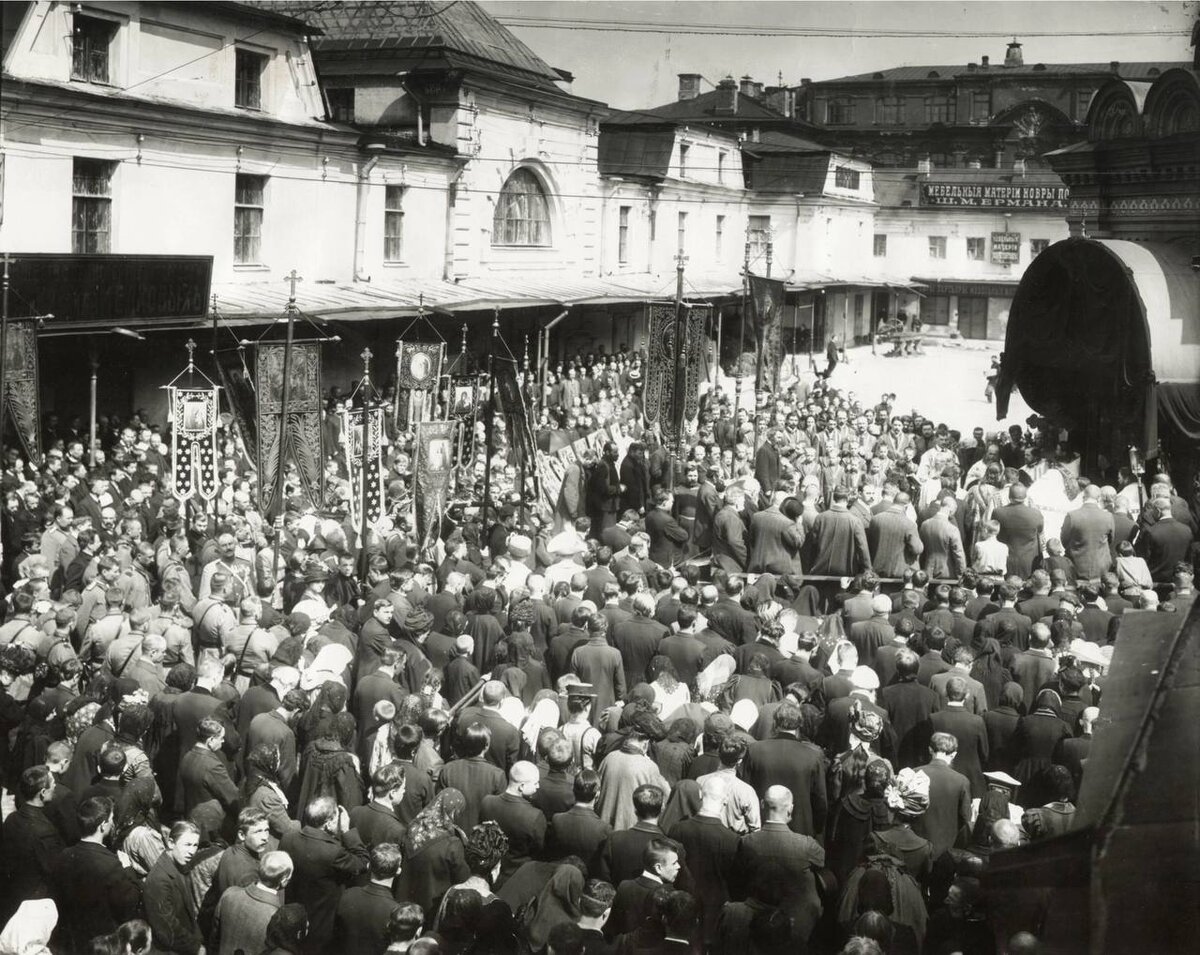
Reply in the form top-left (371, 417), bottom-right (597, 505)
top-left (169, 387), bottom-right (219, 501)
top-left (414, 421), bottom-right (456, 555)
top-left (255, 342), bottom-right (323, 518)
top-left (748, 273), bottom-right (787, 393)
top-left (1, 320), bottom-right (42, 464)
top-left (642, 303), bottom-right (709, 445)
top-left (341, 404), bottom-right (386, 529)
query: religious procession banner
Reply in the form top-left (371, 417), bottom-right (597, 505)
top-left (748, 273), bottom-right (787, 393)
top-left (643, 303), bottom-right (710, 446)
top-left (414, 421), bottom-right (456, 555)
top-left (494, 358), bottom-right (535, 469)
top-left (169, 387), bottom-right (219, 501)
top-left (395, 341), bottom-right (443, 429)
top-left (1, 320), bottom-right (42, 465)
top-left (255, 342), bottom-right (323, 518)
top-left (341, 404), bottom-right (386, 528)
top-left (214, 347), bottom-right (258, 462)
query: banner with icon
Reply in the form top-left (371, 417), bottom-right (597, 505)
top-left (169, 387), bottom-right (220, 501)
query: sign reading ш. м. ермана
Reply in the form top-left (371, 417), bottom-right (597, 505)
top-left (920, 182), bottom-right (1069, 209)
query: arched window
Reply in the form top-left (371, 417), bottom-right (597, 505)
top-left (493, 168), bottom-right (551, 246)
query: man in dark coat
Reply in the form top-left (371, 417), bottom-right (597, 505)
top-left (597, 785), bottom-right (670, 885)
top-left (912, 733), bottom-right (971, 859)
top-left (455, 681), bottom-right (523, 771)
top-left (50, 796), bottom-right (142, 953)
top-left (667, 776), bottom-right (740, 946)
top-left (848, 595), bottom-right (896, 668)
top-left (754, 431), bottom-right (782, 495)
top-left (334, 843), bottom-right (402, 955)
top-left (605, 839), bottom-right (682, 939)
top-left (646, 490), bottom-right (690, 568)
top-left (740, 703), bottom-right (828, 838)
top-left (1138, 498), bottom-right (1193, 581)
top-left (711, 489), bottom-right (749, 573)
top-left (808, 486), bottom-right (871, 577)
top-left (179, 718), bottom-right (241, 839)
top-left (982, 683), bottom-right (1024, 774)
top-left (279, 797), bottom-right (370, 955)
top-left (1060, 487), bottom-right (1114, 580)
top-left (929, 677), bottom-right (990, 798)
top-left (880, 649), bottom-right (942, 769)
top-left (587, 443), bottom-right (623, 536)
top-left (612, 594), bottom-right (668, 691)
top-left (1010, 625), bottom-right (1057, 711)
top-left (994, 485), bottom-right (1045, 578)
top-left (748, 486), bottom-right (805, 575)
top-left (349, 763), bottom-right (408, 849)
top-left (619, 443), bottom-right (652, 516)
top-left (480, 761), bottom-right (548, 882)
top-left (732, 786), bottom-right (826, 942)
top-left (439, 723), bottom-right (507, 831)
top-left (972, 583), bottom-right (1034, 651)
top-left (548, 770), bottom-right (612, 867)
top-left (1, 766), bottom-right (65, 917)
top-left (868, 493), bottom-right (924, 577)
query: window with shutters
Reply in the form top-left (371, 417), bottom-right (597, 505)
top-left (72, 158), bottom-right (115, 253)
top-left (492, 169), bottom-right (551, 246)
top-left (234, 174), bottom-right (266, 264)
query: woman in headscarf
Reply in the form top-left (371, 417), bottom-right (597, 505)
top-left (658, 778), bottom-right (702, 833)
top-left (0, 899), bottom-right (56, 955)
top-left (968, 637), bottom-right (1011, 710)
top-left (296, 680), bottom-right (349, 753)
top-left (243, 742), bottom-right (300, 839)
top-left (504, 629), bottom-right (552, 708)
top-left (297, 710), bottom-right (363, 812)
top-left (495, 667), bottom-right (529, 729)
top-left (112, 776), bottom-right (168, 877)
top-left (260, 903), bottom-right (309, 955)
top-left (826, 758), bottom-right (893, 889)
top-left (397, 788), bottom-right (471, 914)
top-left (651, 717), bottom-right (697, 787)
top-left (837, 858), bottom-right (926, 955)
top-left (521, 864), bottom-right (584, 954)
top-left (829, 701), bottom-right (886, 804)
top-left (114, 702), bottom-right (156, 783)
top-left (872, 767), bottom-right (934, 885)
top-left (1011, 689), bottom-right (1071, 801)
top-left (647, 656), bottom-right (689, 724)
top-left (521, 694), bottom-right (562, 757)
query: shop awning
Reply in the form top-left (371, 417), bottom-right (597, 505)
top-left (785, 272), bottom-right (925, 293)
top-left (211, 277), bottom-right (470, 324)
top-left (435, 275), bottom-right (661, 312)
top-left (909, 276), bottom-right (1021, 296)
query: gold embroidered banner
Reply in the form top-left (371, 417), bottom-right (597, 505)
top-left (255, 342), bottom-right (323, 518)
top-left (169, 387), bottom-right (219, 501)
top-left (414, 420), bottom-right (457, 556)
top-left (1, 320), bottom-right (42, 465)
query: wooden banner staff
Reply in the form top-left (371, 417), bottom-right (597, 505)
top-left (270, 269), bottom-right (302, 588)
top-left (480, 309), bottom-right (499, 535)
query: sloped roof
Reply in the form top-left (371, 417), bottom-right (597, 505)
top-left (813, 61), bottom-right (1188, 85)
top-left (249, 1), bottom-right (560, 83)
top-left (743, 128), bottom-right (834, 154)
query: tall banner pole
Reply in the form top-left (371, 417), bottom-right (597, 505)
top-left (670, 252), bottom-right (687, 490)
top-left (481, 310), bottom-right (499, 534)
top-left (270, 270), bottom-right (300, 587)
top-left (359, 347), bottom-right (373, 583)
top-left (735, 232), bottom-right (748, 426)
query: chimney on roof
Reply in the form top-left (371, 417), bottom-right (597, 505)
top-left (800, 77), bottom-right (811, 86)
top-left (1004, 40), bottom-right (1023, 68)
top-left (739, 75), bottom-right (755, 97)
top-left (678, 73), bottom-right (702, 101)
top-left (715, 75), bottom-right (738, 114)
top-left (1110, 61), bottom-right (1120, 73)
top-left (981, 55), bottom-right (989, 68)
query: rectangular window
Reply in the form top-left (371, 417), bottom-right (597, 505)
top-left (71, 15), bottom-right (117, 84)
top-left (384, 185), bottom-right (405, 262)
top-left (873, 234), bottom-right (887, 257)
top-left (327, 88), bottom-right (354, 124)
top-left (925, 95), bottom-right (953, 124)
top-left (679, 143), bottom-right (689, 178)
top-left (921, 294), bottom-right (951, 325)
top-left (715, 214), bottom-right (725, 258)
top-left (717, 151), bottom-right (726, 184)
top-left (826, 98), bottom-right (855, 125)
top-left (748, 215), bottom-right (771, 259)
top-left (966, 237), bottom-right (986, 260)
top-left (970, 91), bottom-right (990, 123)
top-left (235, 48), bottom-right (267, 110)
top-left (72, 158), bottom-right (114, 253)
top-left (835, 166), bottom-right (861, 190)
top-left (928, 235), bottom-right (947, 259)
top-left (1030, 238), bottom-right (1050, 257)
top-left (874, 96), bottom-right (902, 125)
top-left (677, 211), bottom-right (687, 254)
top-left (618, 205), bottom-right (631, 264)
top-left (234, 174), bottom-right (265, 265)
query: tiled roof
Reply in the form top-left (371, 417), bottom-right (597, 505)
top-left (811, 61), bottom-right (1188, 85)
top-left (248, 1), bottom-right (560, 83)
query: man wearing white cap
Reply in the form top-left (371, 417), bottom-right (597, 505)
top-left (501, 535), bottom-right (533, 593)
top-left (848, 594), bottom-right (897, 668)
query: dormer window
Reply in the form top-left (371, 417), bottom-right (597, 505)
top-left (235, 48), bottom-right (268, 110)
top-left (71, 14), bottom-right (118, 84)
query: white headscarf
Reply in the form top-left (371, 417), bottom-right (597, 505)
top-left (521, 697), bottom-right (562, 753)
top-left (0, 900), bottom-right (57, 955)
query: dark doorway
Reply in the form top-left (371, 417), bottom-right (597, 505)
top-left (958, 296), bottom-right (989, 339)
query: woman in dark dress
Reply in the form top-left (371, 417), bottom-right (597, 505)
top-left (827, 758), bottom-right (893, 889)
top-left (1010, 689), bottom-right (1071, 806)
top-left (434, 822), bottom-right (517, 954)
top-left (871, 767), bottom-right (934, 886)
top-left (397, 788), bottom-right (471, 915)
top-left (296, 710), bottom-right (363, 811)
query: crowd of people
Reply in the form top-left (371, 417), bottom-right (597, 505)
top-left (0, 345), bottom-right (1196, 955)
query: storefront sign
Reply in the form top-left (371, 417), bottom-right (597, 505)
top-left (914, 279), bottom-right (1020, 298)
top-left (4, 254), bottom-right (212, 324)
top-left (991, 232), bottom-right (1021, 265)
top-left (920, 182), bottom-right (1069, 208)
